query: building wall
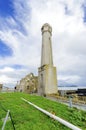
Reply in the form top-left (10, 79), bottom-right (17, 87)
top-left (15, 73), bottom-right (38, 93)
top-left (0, 84), bottom-right (3, 92)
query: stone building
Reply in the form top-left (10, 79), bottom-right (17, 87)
top-left (0, 84), bottom-right (3, 92)
top-left (38, 23), bottom-right (58, 96)
top-left (15, 73), bottom-right (38, 93)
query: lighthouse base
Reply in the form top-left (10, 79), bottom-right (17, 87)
top-left (38, 65), bottom-right (58, 96)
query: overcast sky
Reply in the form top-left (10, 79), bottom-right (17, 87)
top-left (0, 0), bottom-right (86, 88)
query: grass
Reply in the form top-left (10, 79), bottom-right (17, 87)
top-left (0, 92), bottom-right (86, 130)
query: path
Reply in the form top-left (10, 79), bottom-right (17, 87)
top-left (46, 96), bottom-right (86, 111)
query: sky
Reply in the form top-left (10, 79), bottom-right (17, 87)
top-left (0, 0), bottom-right (86, 88)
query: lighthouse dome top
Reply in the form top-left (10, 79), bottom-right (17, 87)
top-left (41, 23), bottom-right (52, 34)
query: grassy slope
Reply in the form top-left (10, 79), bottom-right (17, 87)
top-left (0, 93), bottom-right (86, 130)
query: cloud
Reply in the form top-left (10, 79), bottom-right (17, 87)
top-left (0, 75), bottom-right (15, 84)
top-left (0, 67), bottom-right (14, 72)
top-left (0, 66), bottom-right (33, 87)
top-left (0, 0), bottom-right (86, 87)
top-left (58, 75), bottom-right (80, 84)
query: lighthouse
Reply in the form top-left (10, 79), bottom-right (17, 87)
top-left (38, 23), bottom-right (57, 96)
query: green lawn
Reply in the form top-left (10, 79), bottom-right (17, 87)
top-left (0, 93), bottom-right (86, 130)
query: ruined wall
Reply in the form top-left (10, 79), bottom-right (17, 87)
top-left (15, 73), bottom-right (38, 93)
top-left (0, 84), bottom-right (3, 92)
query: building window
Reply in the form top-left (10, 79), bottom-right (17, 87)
top-left (27, 86), bottom-right (29, 89)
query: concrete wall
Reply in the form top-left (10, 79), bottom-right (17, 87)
top-left (38, 65), bottom-right (57, 95)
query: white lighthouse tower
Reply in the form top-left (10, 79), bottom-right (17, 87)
top-left (38, 23), bottom-right (57, 96)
